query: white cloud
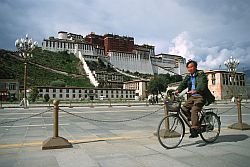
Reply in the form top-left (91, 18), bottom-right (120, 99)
top-left (168, 31), bottom-right (194, 60)
top-left (0, 0), bottom-right (250, 70)
top-left (167, 32), bottom-right (250, 71)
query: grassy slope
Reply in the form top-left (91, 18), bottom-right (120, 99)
top-left (0, 48), bottom-right (93, 88)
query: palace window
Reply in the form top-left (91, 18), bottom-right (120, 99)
top-left (212, 74), bottom-right (216, 85)
top-left (9, 83), bottom-right (16, 90)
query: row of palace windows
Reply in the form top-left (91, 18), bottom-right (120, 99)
top-left (209, 73), bottom-right (245, 86)
top-left (40, 89), bottom-right (134, 94)
top-left (39, 93), bottom-right (134, 99)
top-left (44, 41), bottom-right (94, 50)
top-left (96, 75), bottom-right (123, 81)
top-left (0, 83), bottom-right (17, 90)
top-left (219, 74), bottom-right (245, 86)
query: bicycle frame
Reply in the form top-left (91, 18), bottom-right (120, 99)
top-left (158, 97), bottom-right (221, 149)
top-left (165, 97), bottom-right (191, 127)
top-left (169, 101), bottom-right (212, 129)
top-left (178, 107), bottom-right (192, 128)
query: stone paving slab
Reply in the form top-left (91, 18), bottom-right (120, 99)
top-left (1, 105), bottom-right (250, 167)
top-left (1, 129), bottom-right (250, 167)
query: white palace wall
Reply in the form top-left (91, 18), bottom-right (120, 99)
top-left (108, 52), bottom-right (155, 74)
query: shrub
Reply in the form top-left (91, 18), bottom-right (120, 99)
top-left (29, 87), bottom-right (39, 102)
top-left (44, 94), bottom-right (50, 102)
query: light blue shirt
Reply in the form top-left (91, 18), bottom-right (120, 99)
top-left (190, 74), bottom-right (201, 96)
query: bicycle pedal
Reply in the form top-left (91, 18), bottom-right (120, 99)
top-left (200, 126), bottom-right (206, 133)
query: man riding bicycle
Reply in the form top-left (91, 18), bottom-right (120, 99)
top-left (175, 60), bottom-right (215, 138)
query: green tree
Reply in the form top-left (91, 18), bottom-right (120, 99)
top-left (148, 74), bottom-right (182, 94)
top-left (29, 87), bottom-right (39, 102)
top-left (44, 94), bottom-right (50, 102)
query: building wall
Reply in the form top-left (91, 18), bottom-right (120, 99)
top-left (206, 70), bottom-right (246, 100)
top-left (0, 79), bottom-right (20, 100)
top-left (153, 54), bottom-right (187, 75)
top-left (104, 34), bottom-right (134, 54)
top-left (123, 80), bottom-right (149, 99)
top-left (42, 31), bottom-right (102, 62)
top-left (85, 32), bottom-right (104, 48)
top-left (94, 71), bottom-right (124, 88)
top-left (167, 70), bottom-right (249, 101)
top-left (37, 86), bottom-right (135, 100)
top-left (108, 51), bottom-right (154, 74)
top-left (94, 71), bottom-right (123, 82)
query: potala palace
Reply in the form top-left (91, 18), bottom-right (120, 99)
top-left (42, 31), bottom-right (187, 76)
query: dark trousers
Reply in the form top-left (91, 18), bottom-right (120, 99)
top-left (181, 96), bottom-right (205, 127)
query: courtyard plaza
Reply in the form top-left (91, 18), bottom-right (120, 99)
top-left (0, 101), bottom-right (250, 167)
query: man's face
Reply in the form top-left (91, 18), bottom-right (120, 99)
top-left (187, 62), bottom-right (196, 74)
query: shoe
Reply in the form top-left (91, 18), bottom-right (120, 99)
top-left (189, 128), bottom-right (199, 138)
top-left (200, 125), bottom-right (206, 133)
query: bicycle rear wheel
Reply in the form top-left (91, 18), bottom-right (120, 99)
top-left (157, 114), bottom-right (185, 149)
top-left (200, 112), bottom-right (221, 143)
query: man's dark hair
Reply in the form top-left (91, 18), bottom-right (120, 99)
top-left (186, 60), bottom-right (197, 68)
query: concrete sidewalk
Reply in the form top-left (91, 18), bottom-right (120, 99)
top-left (1, 128), bottom-right (250, 166)
top-left (0, 105), bottom-right (250, 167)
top-left (1, 99), bottom-right (248, 109)
top-left (0, 101), bottom-right (152, 109)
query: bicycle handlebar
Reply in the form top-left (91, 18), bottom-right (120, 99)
top-left (171, 89), bottom-right (188, 98)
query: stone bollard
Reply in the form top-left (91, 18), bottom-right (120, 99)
top-left (69, 100), bottom-right (73, 108)
top-left (0, 96), bottom-right (3, 109)
top-left (42, 100), bottom-right (72, 150)
top-left (127, 100), bottom-right (131, 107)
top-left (90, 100), bottom-right (94, 108)
top-left (108, 98), bottom-right (112, 107)
top-left (163, 98), bottom-right (169, 130)
top-left (228, 96), bottom-right (250, 130)
top-left (154, 98), bottom-right (169, 136)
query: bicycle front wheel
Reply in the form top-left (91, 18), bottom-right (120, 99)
top-left (200, 112), bottom-right (221, 143)
top-left (157, 114), bottom-right (185, 149)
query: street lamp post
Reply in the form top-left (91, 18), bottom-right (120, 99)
top-left (15, 34), bottom-right (38, 108)
top-left (224, 56), bottom-right (239, 99)
top-left (224, 56), bottom-right (250, 130)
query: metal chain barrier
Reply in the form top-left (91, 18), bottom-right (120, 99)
top-left (216, 105), bottom-right (237, 115)
top-left (60, 107), bottom-right (164, 123)
top-left (242, 104), bottom-right (250, 110)
top-left (0, 108), bottom-right (52, 125)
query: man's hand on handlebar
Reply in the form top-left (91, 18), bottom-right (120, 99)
top-left (187, 90), bottom-right (197, 95)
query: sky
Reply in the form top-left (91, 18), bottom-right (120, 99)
top-left (1, 0), bottom-right (250, 71)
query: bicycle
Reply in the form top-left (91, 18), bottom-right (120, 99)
top-left (157, 94), bottom-right (221, 149)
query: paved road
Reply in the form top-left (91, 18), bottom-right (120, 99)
top-left (0, 103), bottom-right (250, 167)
